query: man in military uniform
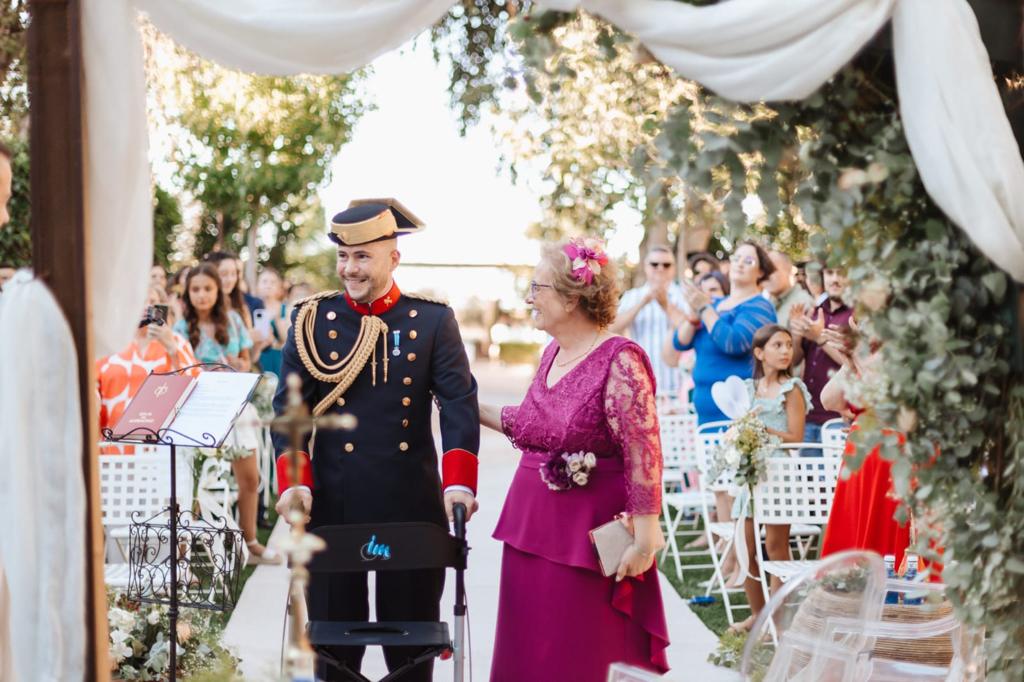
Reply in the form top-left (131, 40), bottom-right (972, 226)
top-left (272, 198), bottom-right (479, 681)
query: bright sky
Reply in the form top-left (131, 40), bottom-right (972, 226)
top-left (155, 32), bottom-right (648, 308)
top-left (318, 37), bottom-right (651, 308)
top-left (320, 39), bottom-right (542, 261)
top-left (316, 37), bottom-right (551, 307)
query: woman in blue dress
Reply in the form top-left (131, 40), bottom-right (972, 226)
top-left (672, 241), bottom-right (777, 583)
top-left (672, 241), bottom-right (778, 424)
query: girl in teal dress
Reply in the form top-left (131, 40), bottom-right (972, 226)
top-left (731, 324), bottom-right (810, 633)
top-left (173, 262), bottom-right (278, 563)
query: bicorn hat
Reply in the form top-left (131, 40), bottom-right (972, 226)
top-left (329, 198), bottom-right (425, 246)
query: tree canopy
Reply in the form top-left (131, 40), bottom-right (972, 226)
top-left (144, 27), bottom-right (369, 274)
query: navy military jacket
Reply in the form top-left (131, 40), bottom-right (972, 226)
top-left (272, 282), bottom-right (480, 528)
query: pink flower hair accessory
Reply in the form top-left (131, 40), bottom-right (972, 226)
top-left (563, 237), bottom-right (609, 285)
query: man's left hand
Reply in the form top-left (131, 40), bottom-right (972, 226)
top-left (444, 490), bottom-right (478, 524)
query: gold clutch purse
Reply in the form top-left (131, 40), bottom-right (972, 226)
top-left (589, 517), bottom-right (634, 577)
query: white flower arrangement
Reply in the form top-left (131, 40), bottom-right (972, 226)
top-left (106, 589), bottom-right (240, 680)
top-left (708, 411), bottom-right (780, 490)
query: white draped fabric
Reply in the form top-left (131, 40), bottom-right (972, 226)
top-left (82, 0), bottom-right (457, 358)
top-left (83, 0), bottom-right (1023, 358)
top-left (0, 272), bottom-right (86, 682)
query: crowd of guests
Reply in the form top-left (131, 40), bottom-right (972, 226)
top-left (96, 252), bottom-right (315, 565)
top-left (615, 241), bottom-right (905, 634)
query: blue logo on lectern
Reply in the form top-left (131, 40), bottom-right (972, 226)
top-left (360, 534), bottom-right (391, 561)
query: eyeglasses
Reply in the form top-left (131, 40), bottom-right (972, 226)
top-left (529, 281), bottom-right (556, 296)
top-left (730, 254), bottom-right (757, 267)
top-left (646, 262), bottom-right (674, 269)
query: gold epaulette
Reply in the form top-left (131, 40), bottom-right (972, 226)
top-left (404, 291), bottom-right (449, 306)
top-left (294, 289), bottom-right (341, 308)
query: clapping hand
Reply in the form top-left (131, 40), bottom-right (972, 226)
top-left (821, 323), bottom-right (861, 370)
top-left (652, 285), bottom-right (669, 309)
top-left (791, 306), bottom-right (825, 341)
top-left (680, 279), bottom-right (711, 316)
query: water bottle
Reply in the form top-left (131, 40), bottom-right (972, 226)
top-left (884, 554), bottom-right (900, 604)
top-left (903, 554), bottom-right (924, 605)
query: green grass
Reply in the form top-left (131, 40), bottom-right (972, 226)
top-left (658, 520), bottom-right (750, 638)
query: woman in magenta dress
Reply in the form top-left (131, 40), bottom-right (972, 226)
top-left (480, 238), bottom-right (669, 681)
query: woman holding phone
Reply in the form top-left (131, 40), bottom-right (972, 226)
top-left (253, 266), bottom-right (289, 378)
top-left (97, 286), bottom-right (199, 437)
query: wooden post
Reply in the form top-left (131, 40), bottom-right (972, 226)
top-left (27, 1), bottom-right (109, 680)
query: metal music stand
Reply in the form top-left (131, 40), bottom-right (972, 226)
top-left (101, 362), bottom-right (256, 682)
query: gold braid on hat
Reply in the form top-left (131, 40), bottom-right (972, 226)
top-left (293, 296), bottom-right (389, 417)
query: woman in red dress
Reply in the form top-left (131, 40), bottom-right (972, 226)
top-left (817, 338), bottom-right (913, 569)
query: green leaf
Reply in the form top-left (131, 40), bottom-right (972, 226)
top-left (982, 271), bottom-right (1008, 302)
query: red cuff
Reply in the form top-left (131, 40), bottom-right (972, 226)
top-left (276, 451), bottom-right (313, 494)
top-left (442, 449), bottom-right (478, 495)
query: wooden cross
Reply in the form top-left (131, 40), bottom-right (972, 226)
top-left (267, 373), bottom-right (356, 679)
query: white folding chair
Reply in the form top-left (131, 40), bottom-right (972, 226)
top-left (98, 444), bottom-right (194, 587)
top-left (695, 431), bottom-right (838, 625)
top-left (693, 420), bottom-right (750, 624)
top-left (658, 413), bottom-right (714, 577)
top-left (821, 417), bottom-right (848, 456)
top-left (750, 447), bottom-right (843, 613)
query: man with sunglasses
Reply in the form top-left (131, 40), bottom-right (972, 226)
top-left (610, 245), bottom-right (689, 400)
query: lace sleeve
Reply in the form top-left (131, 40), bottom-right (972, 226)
top-left (501, 405), bottom-right (520, 449)
top-left (604, 346), bottom-right (663, 515)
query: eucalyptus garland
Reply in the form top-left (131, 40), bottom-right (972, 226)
top-left (512, 11), bottom-right (1024, 677)
top-left (655, 69), bottom-right (1024, 678)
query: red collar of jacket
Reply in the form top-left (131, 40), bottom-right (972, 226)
top-left (344, 281), bottom-right (401, 316)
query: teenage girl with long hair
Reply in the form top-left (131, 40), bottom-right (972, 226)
top-left (730, 323), bottom-right (810, 633)
top-left (173, 263), bottom-right (279, 563)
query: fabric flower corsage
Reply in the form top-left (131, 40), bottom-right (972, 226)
top-left (563, 237), bottom-right (609, 285)
top-left (540, 451), bottom-right (598, 491)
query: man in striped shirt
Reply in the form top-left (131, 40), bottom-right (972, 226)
top-left (611, 245), bottom-right (689, 397)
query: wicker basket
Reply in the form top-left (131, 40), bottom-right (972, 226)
top-left (787, 587), bottom-right (954, 667)
top-left (874, 600), bottom-right (954, 666)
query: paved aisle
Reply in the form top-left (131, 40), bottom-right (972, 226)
top-left (224, 362), bottom-right (738, 681)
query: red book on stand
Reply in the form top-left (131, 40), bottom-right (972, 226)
top-left (111, 373), bottom-right (196, 441)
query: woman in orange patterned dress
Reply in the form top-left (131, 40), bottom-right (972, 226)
top-left (97, 286), bottom-right (199, 436)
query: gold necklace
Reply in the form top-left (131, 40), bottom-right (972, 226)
top-left (555, 332), bottom-right (602, 368)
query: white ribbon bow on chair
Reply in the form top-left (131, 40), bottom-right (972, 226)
top-left (711, 375), bottom-right (751, 420)
top-left (710, 376), bottom-right (759, 581)
top-left (195, 458), bottom-right (249, 567)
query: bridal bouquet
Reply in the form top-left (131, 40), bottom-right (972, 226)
top-left (540, 451), bottom-right (597, 491)
top-left (708, 411), bottom-right (780, 490)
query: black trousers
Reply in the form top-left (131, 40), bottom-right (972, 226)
top-left (308, 568), bottom-right (445, 682)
